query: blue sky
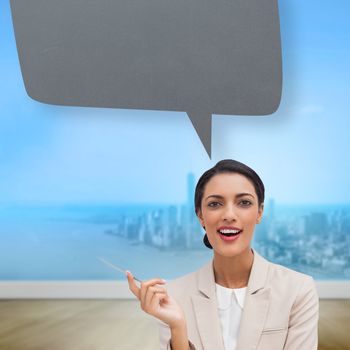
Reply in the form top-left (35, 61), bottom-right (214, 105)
top-left (0, 0), bottom-right (349, 205)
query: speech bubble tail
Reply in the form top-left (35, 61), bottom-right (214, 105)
top-left (187, 111), bottom-right (212, 158)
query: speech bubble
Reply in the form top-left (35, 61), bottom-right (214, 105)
top-left (10, 0), bottom-right (282, 157)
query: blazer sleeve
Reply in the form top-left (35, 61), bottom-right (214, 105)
top-left (157, 320), bottom-right (196, 350)
top-left (283, 276), bottom-right (319, 350)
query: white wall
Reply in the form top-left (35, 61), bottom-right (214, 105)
top-left (0, 281), bottom-right (349, 299)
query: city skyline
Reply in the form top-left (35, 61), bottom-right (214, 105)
top-left (1, 197), bottom-right (349, 280)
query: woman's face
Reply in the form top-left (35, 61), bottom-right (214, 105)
top-left (197, 172), bottom-right (263, 258)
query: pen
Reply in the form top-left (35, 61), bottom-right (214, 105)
top-left (98, 257), bottom-right (142, 283)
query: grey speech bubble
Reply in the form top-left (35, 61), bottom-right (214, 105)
top-left (10, 0), bottom-right (282, 157)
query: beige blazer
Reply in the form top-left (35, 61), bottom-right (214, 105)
top-left (158, 249), bottom-right (319, 350)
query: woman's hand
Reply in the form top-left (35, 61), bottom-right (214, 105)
top-left (126, 271), bottom-right (186, 330)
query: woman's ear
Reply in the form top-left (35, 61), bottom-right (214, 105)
top-left (196, 209), bottom-right (205, 228)
top-left (256, 203), bottom-right (264, 224)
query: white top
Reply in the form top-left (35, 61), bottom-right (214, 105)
top-left (215, 283), bottom-right (247, 350)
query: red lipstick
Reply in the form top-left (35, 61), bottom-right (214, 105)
top-left (217, 226), bottom-right (243, 242)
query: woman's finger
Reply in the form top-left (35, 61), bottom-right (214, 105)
top-left (142, 286), bottom-right (167, 312)
top-left (144, 290), bottom-right (168, 315)
top-left (139, 278), bottom-right (166, 307)
top-left (126, 271), bottom-right (140, 299)
top-left (149, 289), bottom-right (168, 311)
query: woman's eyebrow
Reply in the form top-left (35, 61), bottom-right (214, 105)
top-left (236, 193), bottom-right (255, 198)
top-left (205, 193), bottom-right (255, 200)
top-left (205, 194), bottom-right (224, 200)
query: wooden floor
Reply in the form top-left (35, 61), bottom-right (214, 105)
top-left (0, 299), bottom-right (349, 350)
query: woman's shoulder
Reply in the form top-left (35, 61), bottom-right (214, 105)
top-left (265, 258), bottom-right (318, 298)
top-left (252, 249), bottom-right (316, 292)
top-left (267, 258), bottom-right (314, 283)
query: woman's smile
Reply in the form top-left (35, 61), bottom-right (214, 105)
top-left (217, 226), bottom-right (243, 241)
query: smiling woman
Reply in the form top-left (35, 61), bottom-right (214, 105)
top-left (195, 160), bottom-right (264, 259)
top-left (127, 159), bottom-right (319, 350)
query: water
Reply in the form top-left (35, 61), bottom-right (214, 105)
top-left (0, 204), bottom-right (211, 280)
top-left (1, 203), bottom-right (349, 280)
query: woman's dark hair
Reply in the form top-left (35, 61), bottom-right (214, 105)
top-left (195, 159), bottom-right (265, 249)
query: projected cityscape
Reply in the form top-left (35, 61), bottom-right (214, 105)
top-left (102, 173), bottom-right (350, 279)
top-left (1, 172), bottom-right (349, 281)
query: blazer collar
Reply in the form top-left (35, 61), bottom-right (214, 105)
top-left (238, 249), bottom-right (271, 350)
top-left (193, 248), bottom-right (271, 350)
top-left (192, 260), bottom-right (223, 349)
top-left (247, 248), bottom-right (270, 295)
top-left (196, 248), bottom-right (270, 299)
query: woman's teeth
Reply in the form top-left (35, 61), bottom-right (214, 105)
top-left (218, 229), bottom-right (241, 236)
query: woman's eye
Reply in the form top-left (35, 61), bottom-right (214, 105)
top-left (208, 201), bottom-right (221, 208)
top-left (239, 200), bottom-right (252, 207)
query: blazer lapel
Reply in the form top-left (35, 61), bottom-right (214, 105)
top-left (236, 249), bottom-right (271, 350)
top-left (191, 261), bottom-right (225, 350)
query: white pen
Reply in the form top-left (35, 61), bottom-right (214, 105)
top-left (98, 257), bottom-right (142, 283)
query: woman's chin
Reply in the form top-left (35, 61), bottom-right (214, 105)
top-left (214, 244), bottom-right (247, 258)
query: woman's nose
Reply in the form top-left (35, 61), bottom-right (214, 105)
top-left (222, 204), bottom-right (237, 222)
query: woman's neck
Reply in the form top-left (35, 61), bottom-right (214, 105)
top-left (213, 247), bottom-right (254, 289)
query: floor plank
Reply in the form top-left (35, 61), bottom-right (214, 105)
top-left (0, 299), bottom-right (349, 349)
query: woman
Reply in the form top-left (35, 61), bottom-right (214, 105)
top-left (127, 159), bottom-right (319, 350)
